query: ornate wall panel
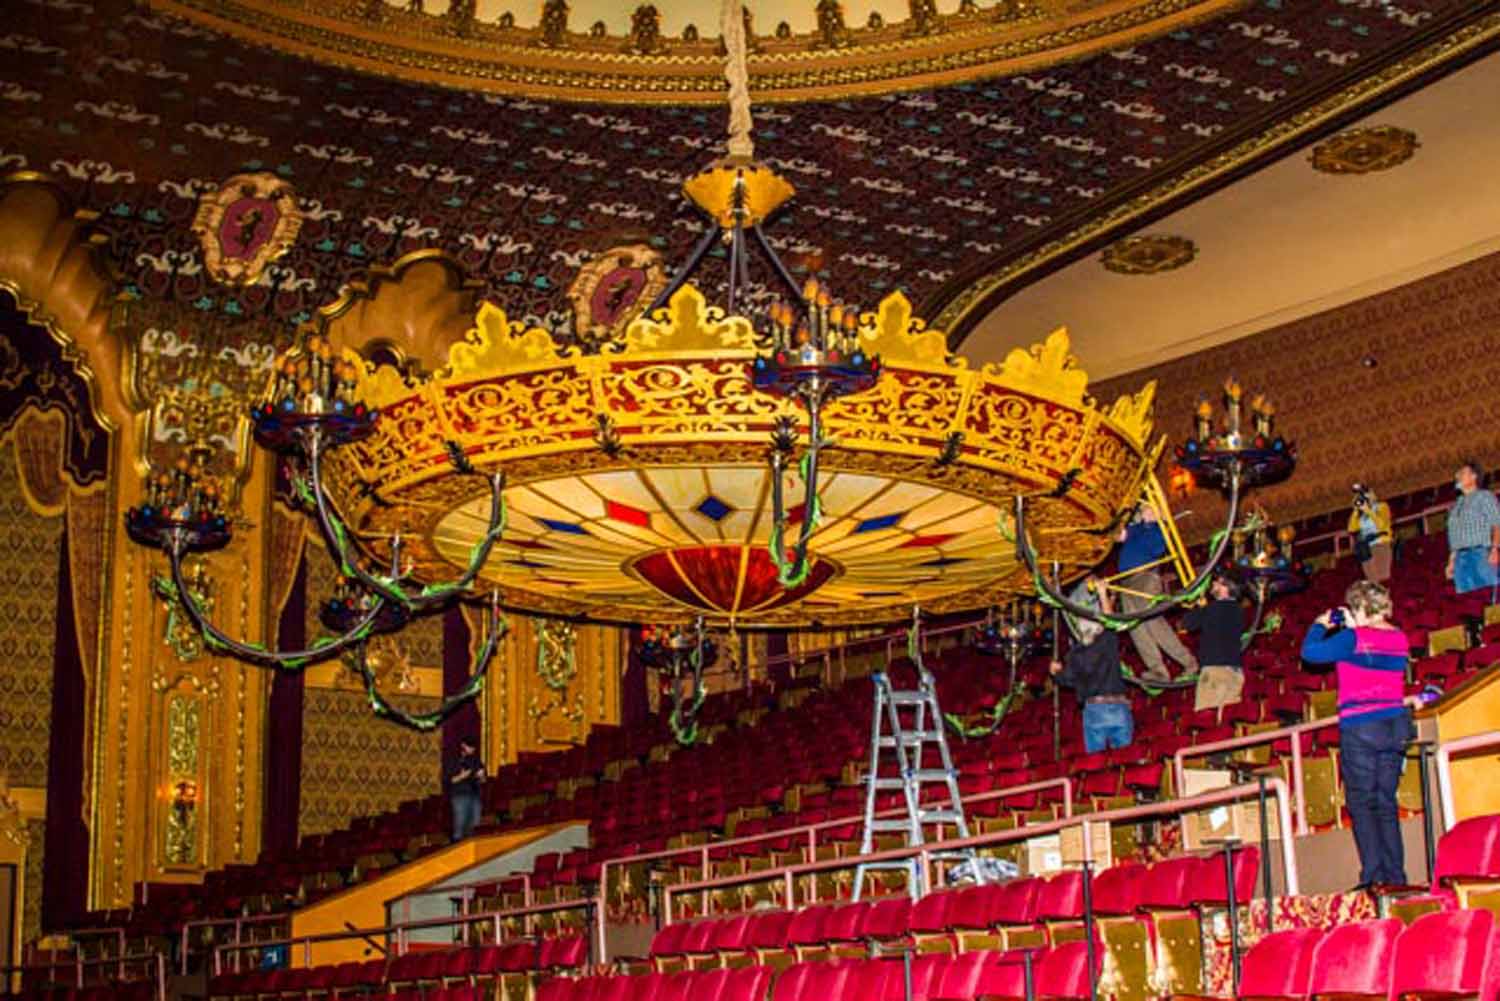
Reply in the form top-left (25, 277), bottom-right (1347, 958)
top-left (297, 687), bottom-right (442, 838)
top-left (485, 612), bottom-right (623, 767)
top-left (0, 444), bottom-right (61, 788)
top-left (1095, 248), bottom-right (1500, 537)
top-left (22, 818), bottom-right (43, 947)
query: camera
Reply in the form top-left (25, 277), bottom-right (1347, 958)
top-left (1351, 483), bottom-right (1373, 509)
top-left (1328, 608), bottom-right (1346, 628)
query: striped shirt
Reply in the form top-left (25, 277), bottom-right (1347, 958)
top-left (1447, 488), bottom-right (1500, 551)
top-left (1300, 624), bottom-right (1409, 726)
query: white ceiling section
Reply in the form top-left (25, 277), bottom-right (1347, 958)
top-left (963, 49), bottom-right (1500, 381)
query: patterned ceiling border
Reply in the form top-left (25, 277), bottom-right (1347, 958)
top-left (934, 8), bottom-right (1500, 341)
top-left (146, 0), bottom-right (1247, 105)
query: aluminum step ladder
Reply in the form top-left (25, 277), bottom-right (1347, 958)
top-left (853, 667), bottom-right (983, 900)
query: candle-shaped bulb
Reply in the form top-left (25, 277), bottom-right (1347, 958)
top-left (802, 278), bottom-right (818, 301)
top-left (1194, 397), bottom-right (1212, 442)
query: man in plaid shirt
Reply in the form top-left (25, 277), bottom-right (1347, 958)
top-left (1445, 460), bottom-right (1500, 595)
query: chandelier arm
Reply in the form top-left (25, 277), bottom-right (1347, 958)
top-left (668, 617), bottom-right (710, 744)
top-left (352, 594), bottom-right (507, 732)
top-left (768, 404), bottom-right (825, 588)
top-left (644, 224), bottom-right (722, 316)
top-left (1013, 462), bottom-right (1242, 628)
top-left (303, 433), bottom-right (508, 611)
top-left (1241, 580), bottom-right (1270, 653)
top-left (159, 532), bottom-right (386, 669)
top-left (748, 224), bottom-right (810, 309)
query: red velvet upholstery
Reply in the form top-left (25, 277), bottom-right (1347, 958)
top-left (1308, 918), bottom-right (1403, 999)
top-left (1390, 909), bottom-right (1497, 1000)
top-left (1235, 928), bottom-right (1324, 1000)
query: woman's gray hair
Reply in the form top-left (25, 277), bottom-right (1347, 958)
top-left (1345, 580), bottom-right (1392, 621)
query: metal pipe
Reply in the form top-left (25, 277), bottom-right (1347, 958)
top-left (1081, 844), bottom-right (1097, 1001)
top-left (1223, 841), bottom-right (1242, 994)
top-left (1257, 775), bottom-right (1273, 932)
top-left (1417, 742), bottom-right (1437, 880)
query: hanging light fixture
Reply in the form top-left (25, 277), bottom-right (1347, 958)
top-left (1012, 376), bottom-right (1296, 626)
top-left (127, 333), bottom-right (508, 729)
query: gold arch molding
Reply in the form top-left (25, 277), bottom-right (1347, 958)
top-left (146, 0), bottom-right (1244, 105)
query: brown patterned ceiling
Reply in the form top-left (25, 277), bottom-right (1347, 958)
top-left (0, 0), bottom-right (1496, 342)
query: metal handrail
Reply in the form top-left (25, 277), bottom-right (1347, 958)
top-left (593, 775), bottom-right (1072, 962)
top-left (1435, 729), bottom-right (1500, 832)
top-left (1173, 696), bottom-right (1425, 837)
top-left (1, 950), bottom-right (166, 1001)
top-left (388, 871), bottom-right (534, 914)
top-left (178, 911), bottom-right (292, 977)
top-left (1289, 501), bottom-right (1452, 561)
top-left (211, 896), bottom-right (595, 975)
top-left (660, 778), bottom-right (1299, 923)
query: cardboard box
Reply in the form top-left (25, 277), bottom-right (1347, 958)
top-left (1182, 768), bottom-right (1282, 851)
top-left (1025, 821), bottom-right (1112, 874)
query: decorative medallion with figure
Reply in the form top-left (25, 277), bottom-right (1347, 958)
top-left (191, 173), bottom-right (303, 285)
top-left (565, 244), bottom-right (668, 347)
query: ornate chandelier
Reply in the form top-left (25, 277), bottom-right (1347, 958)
top-left (125, 0), bottom-right (1182, 726)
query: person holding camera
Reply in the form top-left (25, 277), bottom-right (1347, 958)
top-left (1347, 483), bottom-right (1392, 583)
top-left (447, 735), bottom-right (485, 842)
top-left (1300, 581), bottom-right (1411, 889)
top-left (1445, 459), bottom-right (1500, 596)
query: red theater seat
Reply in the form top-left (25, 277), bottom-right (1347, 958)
top-left (1232, 927), bottom-right (1324, 1001)
top-left (1391, 909), bottom-right (1498, 1001)
top-left (1308, 919), bottom-right (1403, 1000)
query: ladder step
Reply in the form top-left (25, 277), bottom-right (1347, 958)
top-left (885, 691), bottom-right (930, 705)
top-left (918, 810), bottom-right (965, 823)
top-left (867, 819), bottom-right (919, 832)
top-left (907, 769), bottom-right (956, 782)
top-left (878, 732), bottom-right (942, 746)
top-left (869, 778), bottom-right (912, 790)
top-left (854, 860), bottom-right (919, 872)
top-left (929, 850), bottom-right (980, 862)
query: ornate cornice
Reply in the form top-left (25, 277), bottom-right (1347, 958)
top-left (145, 0), bottom-right (1247, 105)
top-left (934, 9), bottom-right (1500, 339)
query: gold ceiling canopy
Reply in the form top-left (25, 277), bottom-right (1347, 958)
top-left (317, 281), bottom-right (1157, 627)
top-left (149, 0), bottom-right (1244, 104)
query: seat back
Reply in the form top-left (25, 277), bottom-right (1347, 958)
top-left (908, 890), bottom-right (957, 934)
top-left (784, 905), bottom-right (834, 948)
top-left (648, 921), bottom-right (691, 958)
top-left (992, 878), bottom-right (1043, 925)
top-left (1192, 846), bottom-right (1261, 906)
top-left (719, 964), bottom-right (773, 1001)
top-left (861, 895), bottom-right (913, 940)
top-left (1308, 918), bottom-right (1402, 997)
top-left (1434, 814), bottom-right (1500, 883)
top-left (746, 910), bottom-right (795, 951)
top-left (1137, 857), bottom-right (1197, 910)
top-left (1236, 928), bottom-right (1323, 999)
top-left (1034, 871), bottom-right (1084, 922)
top-left (932, 950), bottom-right (988, 999)
top-left (1390, 909), bottom-right (1496, 998)
top-left (1089, 864), bottom-right (1144, 917)
top-left (822, 901), bottom-right (869, 943)
top-left (1035, 940), bottom-right (1099, 1000)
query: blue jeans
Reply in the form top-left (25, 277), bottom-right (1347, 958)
top-left (450, 791), bottom-right (481, 842)
top-left (1453, 547), bottom-right (1498, 595)
top-left (1340, 714), bottom-right (1411, 885)
top-left (1082, 702), bottom-right (1133, 753)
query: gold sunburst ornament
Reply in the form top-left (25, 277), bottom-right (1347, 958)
top-left (1101, 234), bottom-right (1198, 275)
top-left (1310, 125), bottom-right (1420, 175)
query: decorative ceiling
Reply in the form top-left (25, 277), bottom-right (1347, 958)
top-left (149, 0), bottom-right (1247, 105)
top-left (0, 0), bottom-right (1497, 363)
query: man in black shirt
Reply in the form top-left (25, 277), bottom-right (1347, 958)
top-left (1183, 575), bottom-right (1244, 714)
top-left (448, 736), bottom-right (485, 842)
top-left (1050, 579), bottom-right (1133, 752)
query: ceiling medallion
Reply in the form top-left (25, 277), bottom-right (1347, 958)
top-left (1100, 234), bottom-right (1197, 276)
top-left (565, 244), bottom-right (668, 349)
top-left (191, 172), bottom-right (303, 286)
top-left (1310, 125), bottom-right (1420, 176)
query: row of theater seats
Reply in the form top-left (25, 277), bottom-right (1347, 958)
top-left (208, 935), bottom-right (586, 1000)
top-left (535, 908), bottom-right (1499, 1001)
top-left (646, 849), bottom-right (1257, 969)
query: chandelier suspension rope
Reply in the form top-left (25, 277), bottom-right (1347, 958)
top-left (721, 0), bottom-right (755, 161)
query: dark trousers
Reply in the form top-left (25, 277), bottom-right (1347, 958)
top-left (1340, 714), bottom-right (1411, 886)
top-left (450, 790), bottom-right (481, 842)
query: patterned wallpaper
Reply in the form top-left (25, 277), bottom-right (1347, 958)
top-left (297, 542), bottom-right (445, 837)
top-left (297, 688), bottom-right (443, 837)
top-left (0, 450), bottom-right (60, 788)
top-left (1096, 249), bottom-right (1500, 536)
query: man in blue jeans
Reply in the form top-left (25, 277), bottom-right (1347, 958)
top-left (1050, 579), bottom-right (1133, 753)
top-left (448, 736), bottom-right (485, 842)
top-left (1444, 459), bottom-right (1500, 595)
